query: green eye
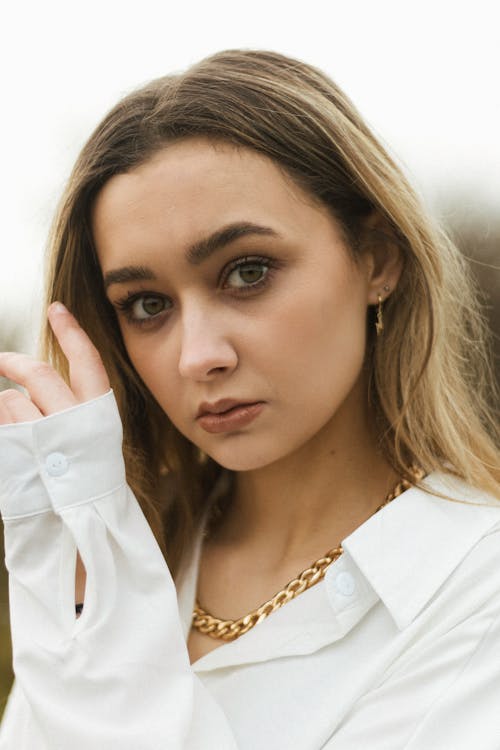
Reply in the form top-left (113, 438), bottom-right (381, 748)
top-left (131, 296), bottom-right (168, 319)
top-left (226, 262), bottom-right (268, 288)
top-left (240, 264), bottom-right (265, 283)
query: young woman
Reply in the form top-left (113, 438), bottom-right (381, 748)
top-left (0, 50), bottom-right (499, 749)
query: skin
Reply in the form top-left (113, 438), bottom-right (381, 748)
top-left (0, 138), bottom-right (403, 661)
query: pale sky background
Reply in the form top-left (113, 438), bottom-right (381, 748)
top-left (1, 0), bottom-right (499, 353)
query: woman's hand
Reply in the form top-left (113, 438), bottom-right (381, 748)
top-left (0, 302), bottom-right (110, 425)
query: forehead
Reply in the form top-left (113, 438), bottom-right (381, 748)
top-left (91, 138), bottom-right (349, 278)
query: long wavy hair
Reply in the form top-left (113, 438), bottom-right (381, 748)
top-left (41, 49), bottom-right (500, 576)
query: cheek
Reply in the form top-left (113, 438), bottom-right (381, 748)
top-left (260, 274), bottom-right (368, 391)
top-left (122, 335), bottom-right (179, 408)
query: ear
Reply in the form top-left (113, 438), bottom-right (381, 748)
top-left (360, 212), bottom-right (404, 305)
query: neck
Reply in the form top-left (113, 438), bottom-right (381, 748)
top-left (209, 373), bottom-right (400, 567)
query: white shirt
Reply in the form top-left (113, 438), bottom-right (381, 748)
top-left (1, 390), bottom-right (500, 749)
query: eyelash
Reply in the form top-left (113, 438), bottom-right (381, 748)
top-left (113, 255), bottom-right (277, 327)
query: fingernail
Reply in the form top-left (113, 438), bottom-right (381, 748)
top-left (49, 302), bottom-right (67, 315)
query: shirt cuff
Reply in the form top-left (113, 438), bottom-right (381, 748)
top-left (0, 390), bottom-right (125, 520)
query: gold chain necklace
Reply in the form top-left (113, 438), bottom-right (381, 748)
top-left (192, 471), bottom-right (423, 642)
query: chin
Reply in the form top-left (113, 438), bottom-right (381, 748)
top-left (200, 433), bottom-right (298, 473)
top-left (205, 448), bottom-right (276, 473)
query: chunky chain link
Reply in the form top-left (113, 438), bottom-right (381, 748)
top-left (192, 471), bottom-right (423, 642)
top-left (192, 544), bottom-right (344, 641)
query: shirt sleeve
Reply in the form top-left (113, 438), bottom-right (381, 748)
top-left (0, 391), bottom-right (237, 750)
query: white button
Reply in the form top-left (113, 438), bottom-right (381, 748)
top-left (334, 571), bottom-right (356, 596)
top-left (45, 452), bottom-right (69, 477)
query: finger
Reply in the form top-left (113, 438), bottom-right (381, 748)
top-left (0, 353), bottom-right (78, 416)
top-left (47, 303), bottom-right (110, 401)
top-left (0, 388), bottom-right (43, 425)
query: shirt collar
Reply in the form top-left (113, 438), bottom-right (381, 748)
top-left (342, 471), bottom-right (500, 630)
top-left (177, 471), bottom-right (500, 670)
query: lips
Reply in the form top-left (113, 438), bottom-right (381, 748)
top-left (196, 400), bottom-right (265, 434)
top-left (196, 399), bottom-right (257, 418)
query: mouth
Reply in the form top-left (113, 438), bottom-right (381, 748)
top-left (196, 399), bottom-right (260, 418)
top-left (196, 400), bottom-right (265, 434)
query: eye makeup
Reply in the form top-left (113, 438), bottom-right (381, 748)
top-left (111, 254), bottom-right (282, 327)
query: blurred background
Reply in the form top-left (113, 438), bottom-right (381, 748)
top-left (1, 0), bottom-right (499, 720)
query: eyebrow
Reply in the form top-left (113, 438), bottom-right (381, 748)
top-left (103, 221), bottom-right (280, 291)
top-left (103, 265), bottom-right (156, 291)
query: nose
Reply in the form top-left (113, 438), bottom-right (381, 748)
top-left (177, 305), bottom-right (238, 381)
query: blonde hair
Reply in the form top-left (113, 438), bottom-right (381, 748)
top-left (42, 50), bottom-right (500, 575)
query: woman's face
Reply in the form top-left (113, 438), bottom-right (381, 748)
top-left (93, 138), bottom-right (383, 471)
